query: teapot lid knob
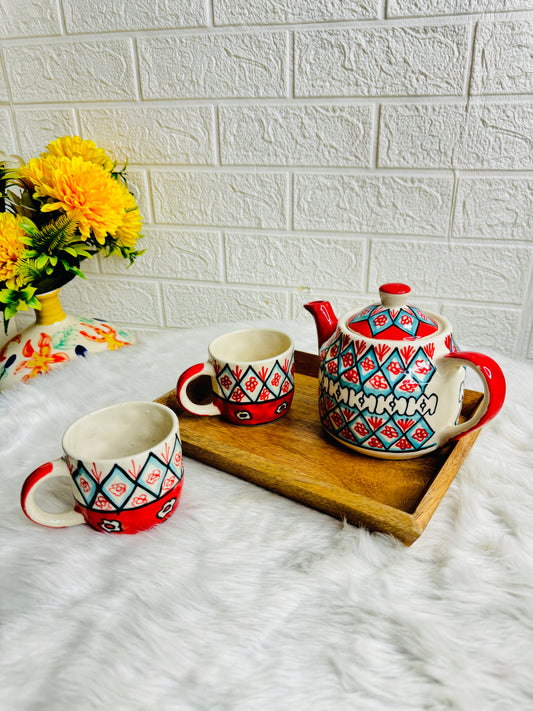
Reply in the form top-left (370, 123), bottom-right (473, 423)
top-left (379, 283), bottom-right (411, 308)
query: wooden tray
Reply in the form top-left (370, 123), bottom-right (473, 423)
top-left (156, 351), bottom-right (483, 545)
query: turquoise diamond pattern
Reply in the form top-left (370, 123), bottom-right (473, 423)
top-left (137, 453), bottom-right (167, 496)
top-left (217, 365), bottom-right (239, 399)
top-left (215, 355), bottom-right (294, 403)
top-left (70, 444), bottom-right (181, 512)
top-left (73, 464), bottom-right (97, 507)
top-left (319, 335), bottom-right (438, 454)
top-left (348, 303), bottom-right (438, 338)
top-left (167, 435), bottom-right (183, 479)
top-left (101, 466), bottom-right (136, 507)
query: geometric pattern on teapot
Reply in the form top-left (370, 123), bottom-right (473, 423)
top-left (214, 353), bottom-right (294, 404)
top-left (68, 434), bottom-right (183, 512)
top-left (347, 303), bottom-right (439, 340)
top-left (318, 332), bottom-right (459, 454)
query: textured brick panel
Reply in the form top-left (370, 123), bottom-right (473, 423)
top-left (295, 25), bottom-right (468, 97)
top-left (442, 303), bottom-right (520, 354)
top-left (138, 32), bottom-right (287, 99)
top-left (453, 177), bottom-right (533, 241)
top-left (471, 20), bottom-right (533, 95)
top-left (102, 229), bottom-right (223, 282)
top-left (5, 40), bottom-right (137, 103)
top-left (369, 240), bottom-right (531, 303)
top-left (219, 105), bottom-right (372, 167)
top-left (163, 284), bottom-right (289, 327)
top-left (120, 169), bottom-right (152, 225)
top-left (0, 0), bottom-right (60, 38)
top-left (63, 0), bottom-right (207, 32)
top-left (379, 103), bottom-right (533, 169)
top-left (225, 232), bottom-right (366, 288)
top-left (0, 64), bottom-right (8, 102)
top-left (453, 104), bottom-right (532, 170)
top-left (15, 109), bottom-right (76, 158)
top-left (379, 104), bottom-right (465, 168)
top-left (214, 0), bottom-right (379, 25)
top-left (152, 171), bottom-right (287, 229)
top-left (388, 0), bottom-right (527, 16)
top-left (80, 254), bottom-right (100, 275)
top-left (80, 107), bottom-right (214, 165)
top-left (294, 174), bottom-right (453, 236)
top-left (62, 278), bottom-right (163, 327)
top-left (0, 111), bottom-right (16, 154)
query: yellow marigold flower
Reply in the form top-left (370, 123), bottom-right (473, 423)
top-left (115, 187), bottom-right (143, 249)
top-left (19, 155), bottom-right (49, 190)
top-left (20, 155), bottom-right (127, 244)
top-left (0, 213), bottom-right (26, 286)
top-left (45, 135), bottom-right (115, 172)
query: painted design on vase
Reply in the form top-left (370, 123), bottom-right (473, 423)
top-left (78, 320), bottom-right (131, 351)
top-left (318, 332), bottom-right (464, 455)
top-left (0, 292), bottom-right (134, 389)
top-left (11, 333), bottom-right (70, 382)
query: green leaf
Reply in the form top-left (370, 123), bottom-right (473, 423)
top-left (20, 217), bottom-right (39, 236)
top-left (4, 304), bottom-right (18, 319)
top-left (52, 324), bottom-right (78, 350)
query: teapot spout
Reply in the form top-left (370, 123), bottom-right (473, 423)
top-left (304, 300), bottom-right (337, 349)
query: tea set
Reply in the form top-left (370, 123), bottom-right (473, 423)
top-left (20, 283), bottom-right (506, 534)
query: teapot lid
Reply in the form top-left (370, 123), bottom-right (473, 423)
top-left (346, 283), bottom-right (439, 341)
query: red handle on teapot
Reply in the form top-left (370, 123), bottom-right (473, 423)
top-left (444, 351), bottom-right (506, 440)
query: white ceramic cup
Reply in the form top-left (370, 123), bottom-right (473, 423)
top-left (177, 328), bottom-right (295, 425)
top-left (21, 402), bottom-right (184, 534)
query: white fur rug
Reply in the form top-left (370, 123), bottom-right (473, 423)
top-left (1, 319), bottom-right (532, 711)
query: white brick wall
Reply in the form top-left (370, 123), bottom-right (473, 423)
top-left (1, 0), bottom-right (532, 358)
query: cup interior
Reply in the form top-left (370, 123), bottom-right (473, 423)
top-left (62, 402), bottom-right (177, 461)
top-left (209, 328), bottom-right (292, 364)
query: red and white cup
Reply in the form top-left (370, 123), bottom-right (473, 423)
top-left (177, 328), bottom-right (295, 425)
top-left (21, 402), bottom-right (183, 534)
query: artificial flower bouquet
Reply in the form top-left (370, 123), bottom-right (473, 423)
top-left (0, 136), bottom-right (143, 333)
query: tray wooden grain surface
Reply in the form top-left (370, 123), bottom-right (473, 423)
top-left (156, 351), bottom-right (482, 545)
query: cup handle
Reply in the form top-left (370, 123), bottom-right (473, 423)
top-left (176, 362), bottom-right (222, 417)
top-left (439, 351), bottom-right (506, 442)
top-left (21, 460), bottom-right (86, 528)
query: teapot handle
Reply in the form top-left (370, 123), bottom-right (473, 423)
top-left (441, 351), bottom-right (506, 441)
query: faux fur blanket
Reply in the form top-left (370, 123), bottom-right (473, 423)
top-left (1, 319), bottom-right (532, 711)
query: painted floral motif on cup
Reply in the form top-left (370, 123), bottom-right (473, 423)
top-left (215, 353), bottom-right (295, 404)
top-left (70, 434), bottom-right (183, 512)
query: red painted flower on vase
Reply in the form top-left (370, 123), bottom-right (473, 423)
top-left (13, 333), bottom-right (70, 382)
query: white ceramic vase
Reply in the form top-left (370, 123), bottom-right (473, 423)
top-left (0, 288), bottom-right (135, 390)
